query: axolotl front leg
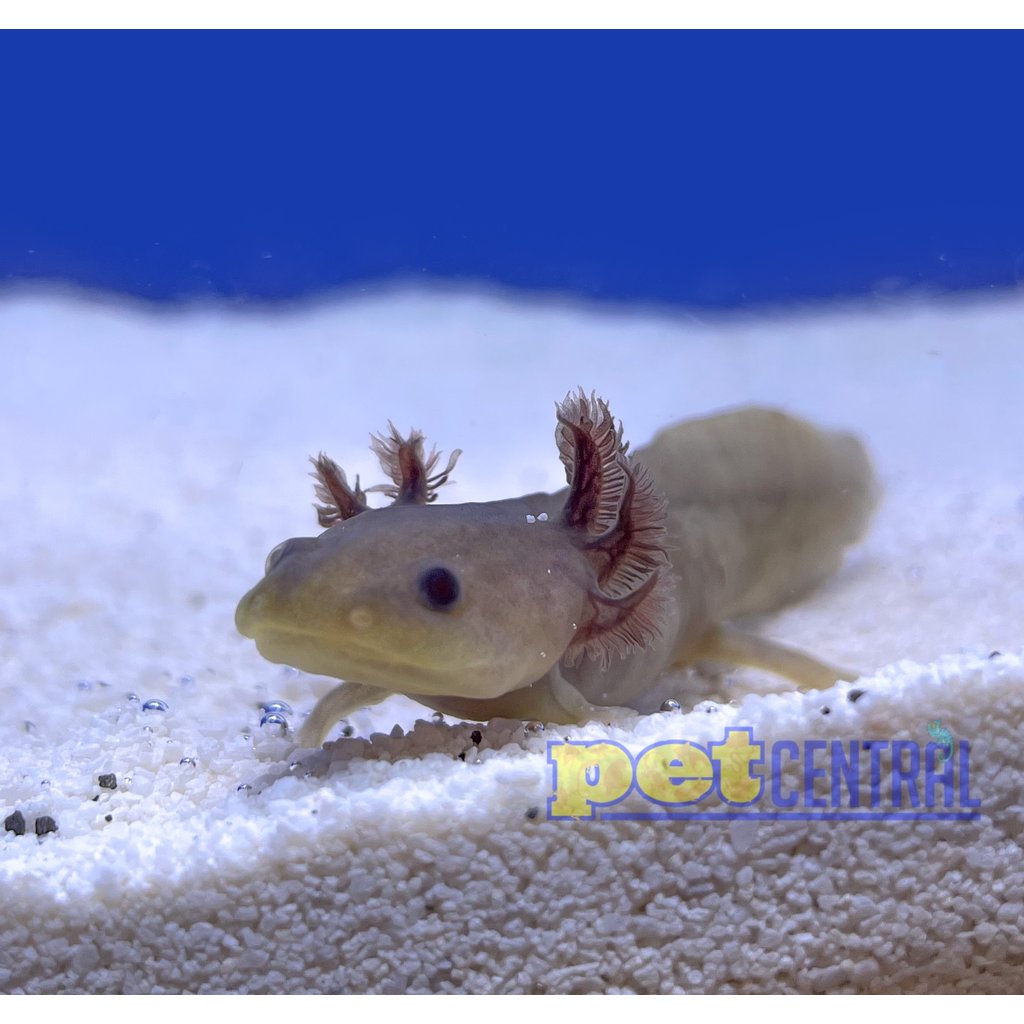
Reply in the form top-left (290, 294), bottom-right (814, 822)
top-left (297, 666), bottom-right (639, 748)
top-left (296, 682), bottom-right (393, 748)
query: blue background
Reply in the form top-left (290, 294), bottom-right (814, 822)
top-left (2, 30), bottom-right (1022, 308)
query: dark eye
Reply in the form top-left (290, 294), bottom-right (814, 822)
top-left (418, 566), bottom-right (460, 611)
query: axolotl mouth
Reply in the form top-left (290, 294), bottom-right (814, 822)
top-left (235, 583), bottom-right (465, 692)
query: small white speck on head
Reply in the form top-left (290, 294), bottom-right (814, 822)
top-left (546, 568), bottom-right (551, 574)
top-left (526, 514), bottom-right (536, 524)
top-left (538, 512), bottom-right (548, 521)
top-left (540, 651), bottom-right (547, 659)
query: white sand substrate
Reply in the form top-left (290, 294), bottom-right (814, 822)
top-left (0, 286), bottom-right (1021, 993)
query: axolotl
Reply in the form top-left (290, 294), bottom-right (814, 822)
top-left (235, 391), bottom-right (876, 747)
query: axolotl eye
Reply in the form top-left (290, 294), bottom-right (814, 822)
top-left (417, 566), bottom-right (460, 611)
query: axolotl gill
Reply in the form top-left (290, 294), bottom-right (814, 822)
top-left (235, 391), bottom-right (876, 747)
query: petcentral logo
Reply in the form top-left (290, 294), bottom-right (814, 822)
top-left (546, 728), bottom-right (981, 821)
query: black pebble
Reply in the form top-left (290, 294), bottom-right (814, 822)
top-left (98, 773), bottom-right (118, 790)
top-left (104, 814), bottom-right (113, 822)
top-left (470, 730), bottom-right (482, 746)
top-left (4, 810), bottom-right (26, 835)
top-left (847, 688), bottom-right (866, 704)
top-left (989, 650), bottom-right (1002, 659)
top-left (525, 807), bottom-right (539, 820)
top-left (820, 706), bottom-right (831, 715)
top-left (34, 816), bottom-right (58, 836)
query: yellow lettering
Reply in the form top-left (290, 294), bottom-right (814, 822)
top-left (547, 741), bottom-right (635, 818)
top-left (634, 741), bottom-right (714, 805)
top-left (710, 728), bottom-right (763, 804)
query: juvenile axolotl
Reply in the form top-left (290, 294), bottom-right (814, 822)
top-left (236, 390), bottom-right (876, 747)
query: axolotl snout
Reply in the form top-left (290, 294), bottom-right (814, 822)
top-left (236, 391), bottom-right (877, 747)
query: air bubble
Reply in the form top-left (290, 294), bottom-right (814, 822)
top-left (260, 712), bottom-right (289, 732)
top-left (179, 756), bottom-right (197, 767)
top-left (260, 700), bottom-right (293, 716)
top-left (660, 699), bottom-right (681, 712)
top-left (142, 699), bottom-right (169, 712)
top-left (237, 783), bottom-right (252, 793)
top-left (431, 711), bottom-right (445, 724)
top-left (524, 721), bottom-right (545, 734)
top-left (126, 693), bottom-right (141, 703)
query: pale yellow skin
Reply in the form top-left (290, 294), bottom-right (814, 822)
top-left (236, 401), bottom-right (876, 747)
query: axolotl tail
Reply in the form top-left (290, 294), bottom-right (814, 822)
top-left (635, 406), bottom-right (877, 627)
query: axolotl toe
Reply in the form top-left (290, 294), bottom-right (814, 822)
top-left (236, 390), bottom-right (877, 747)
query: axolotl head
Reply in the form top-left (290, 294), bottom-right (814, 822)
top-left (235, 392), bottom-right (673, 702)
top-left (236, 500), bottom-right (595, 698)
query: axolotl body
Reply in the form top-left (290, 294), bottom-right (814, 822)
top-left (235, 391), bottom-right (876, 747)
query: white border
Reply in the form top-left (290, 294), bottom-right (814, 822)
top-left (3, 2), bottom-right (1024, 30)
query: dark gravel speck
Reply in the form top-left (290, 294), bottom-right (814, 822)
top-left (4, 810), bottom-right (26, 835)
top-left (989, 651), bottom-right (1002, 659)
top-left (470, 729), bottom-right (482, 745)
top-left (820, 706), bottom-right (831, 715)
top-left (98, 773), bottom-right (118, 790)
top-left (104, 814), bottom-right (113, 822)
top-left (34, 816), bottom-right (58, 836)
top-left (525, 807), bottom-right (540, 820)
top-left (847, 688), bottom-right (866, 704)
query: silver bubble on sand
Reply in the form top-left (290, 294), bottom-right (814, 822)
top-left (142, 698), bottom-right (169, 712)
top-left (660, 698), bottom-right (682, 712)
top-left (260, 699), bottom-right (293, 715)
